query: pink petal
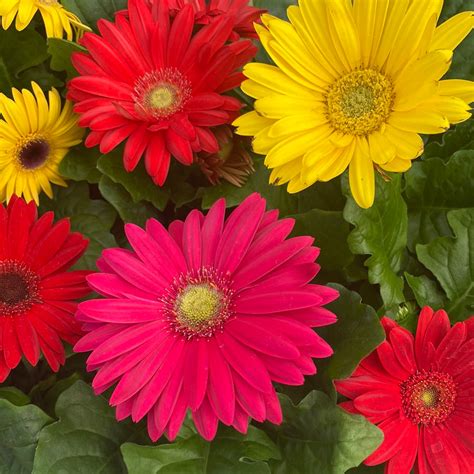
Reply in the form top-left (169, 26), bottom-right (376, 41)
top-left (226, 317), bottom-right (300, 359)
top-left (201, 198), bottom-right (225, 266)
top-left (192, 397), bottom-right (218, 441)
top-left (215, 193), bottom-right (266, 274)
top-left (217, 331), bottom-right (273, 393)
top-left (207, 340), bottom-right (235, 424)
top-left (79, 299), bottom-right (162, 323)
top-left (182, 338), bottom-right (209, 410)
top-left (182, 210), bottom-right (202, 271)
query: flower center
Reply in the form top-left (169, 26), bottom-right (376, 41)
top-left (400, 370), bottom-right (457, 425)
top-left (0, 260), bottom-right (41, 317)
top-left (161, 267), bottom-right (234, 338)
top-left (16, 137), bottom-right (50, 170)
top-left (133, 68), bottom-right (192, 120)
top-left (326, 69), bottom-right (394, 136)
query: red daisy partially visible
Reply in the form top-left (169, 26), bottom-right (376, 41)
top-left (68, 0), bottom-right (257, 186)
top-left (0, 196), bottom-right (90, 381)
top-left (336, 307), bottom-right (474, 474)
top-left (166, 0), bottom-right (265, 40)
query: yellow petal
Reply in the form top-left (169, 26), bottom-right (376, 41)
top-left (21, 88), bottom-right (39, 132)
top-left (298, 0), bottom-right (346, 74)
top-left (1, 6), bottom-right (18, 29)
top-left (0, 0), bottom-right (18, 16)
top-left (373, 0), bottom-right (409, 67)
top-left (353, 0), bottom-right (390, 67)
top-left (268, 113), bottom-right (327, 138)
top-left (423, 96), bottom-right (471, 124)
top-left (287, 5), bottom-right (340, 78)
top-left (379, 157), bottom-right (412, 172)
top-left (393, 50), bottom-right (452, 111)
top-left (270, 159), bottom-right (302, 185)
top-left (241, 79), bottom-right (269, 100)
top-left (233, 111), bottom-right (274, 137)
top-left (252, 126), bottom-right (279, 155)
top-left (349, 137), bottom-right (375, 209)
top-left (287, 174), bottom-right (312, 193)
top-left (430, 11), bottom-right (474, 52)
top-left (385, 0), bottom-right (443, 77)
top-left (31, 82), bottom-right (49, 129)
top-left (262, 14), bottom-right (332, 89)
top-left (17, 0), bottom-right (36, 28)
top-left (439, 79), bottom-right (474, 104)
top-left (383, 124), bottom-right (424, 160)
top-left (243, 63), bottom-right (315, 99)
top-left (254, 94), bottom-right (320, 119)
top-left (368, 130), bottom-right (397, 164)
top-left (389, 108), bottom-right (449, 134)
top-left (326, 0), bottom-right (361, 70)
top-left (265, 130), bottom-right (328, 168)
top-left (318, 141), bottom-right (355, 182)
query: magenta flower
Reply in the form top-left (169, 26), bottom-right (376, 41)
top-left (74, 193), bottom-right (337, 441)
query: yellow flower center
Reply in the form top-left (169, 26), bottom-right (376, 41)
top-left (326, 69), bottom-right (394, 136)
top-left (420, 388), bottom-right (439, 407)
top-left (175, 283), bottom-right (222, 330)
top-left (146, 84), bottom-right (177, 111)
top-left (15, 135), bottom-right (51, 171)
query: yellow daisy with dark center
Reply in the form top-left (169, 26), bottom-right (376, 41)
top-left (0, 0), bottom-right (89, 40)
top-left (0, 82), bottom-right (83, 204)
top-left (234, 1), bottom-right (474, 208)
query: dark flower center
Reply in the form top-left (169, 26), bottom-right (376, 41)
top-left (0, 260), bottom-right (41, 317)
top-left (400, 370), bottom-right (457, 425)
top-left (19, 139), bottom-right (50, 170)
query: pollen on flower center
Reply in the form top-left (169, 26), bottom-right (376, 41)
top-left (0, 260), bottom-right (41, 317)
top-left (16, 137), bottom-right (50, 170)
top-left (133, 68), bottom-right (192, 120)
top-left (326, 69), bottom-right (394, 136)
top-left (400, 370), bottom-right (457, 425)
top-left (161, 267), bottom-right (234, 338)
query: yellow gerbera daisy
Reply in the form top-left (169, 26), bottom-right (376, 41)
top-left (0, 0), bottom-right (89, 40)
top-left (234, 0), bottom-right (474, 208)
top-left (0, 82), bottom-right (83, 204)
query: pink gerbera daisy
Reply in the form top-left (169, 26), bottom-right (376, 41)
top-left (75, 193), bottom-right (338, 441)
top-left (336, 307), bottom-right (474, 474)
top-left (67, 0), bottom-right (257, 186)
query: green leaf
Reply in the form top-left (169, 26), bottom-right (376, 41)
top-left (416, 208), bottom-right (474, 322)
top-left (0, 399), bottom-right (52, 474)
top-left (344, 174), bottom-right (408, 308)
top-left (99, 176), bottom-right (161, 227)
top-left (59, 145), bottom-right (102, 184)
top-left (33, 381), bottom-right (147, 474)
top-left (200, 159), bottom-right (345, 215)
top-left (62, 0), bottom-right (127, 29)
top-left (404, 152), bottom-right (474, 250)
top-left (40, 182), bottom-right (117, 270)
top-left (253, 0), bottom-right (296, 19)
top-left (290, 210), bottom-right (353, 271)
top-left (271, 391), bottom-right (383, 474)
top-left (0, 27), bottom-right (51, 93)
top-left (98, 152), bottom-right (170, 211)
top-left (0, 387), bottom-right (30, 406)
top-left (47, 38), bottom-right (85, 79)
top-left (424, 118), bottom-right (474, 160)
top-left (405, 273), bottom-right (447, 310)
top-left (313, 284), bottom-right (385, 396)
top-left (122, 426), bottom-right (280, 474)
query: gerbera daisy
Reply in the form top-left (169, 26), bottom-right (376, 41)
top-left (0, 196), bottom-right (90, 382)
top-left (0, 0), bottom-right (89, 40)
top-left (167, 0), bottom-right (264, 40)
top-left (233, 1), bottom-right (474, 208)
top-left (196, 126), bottom-right (254, 187)
top-left (67, 0), bottom-right (257, 186)
top-left (74, 193), bottom-right (337, 441)
top-left (336, 307), bottom-right (474, 473)
top-left (0, 82), bottom-right (84, 204)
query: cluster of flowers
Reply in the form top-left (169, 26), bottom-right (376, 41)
top-left (0, 0), bottom-right (473, 473)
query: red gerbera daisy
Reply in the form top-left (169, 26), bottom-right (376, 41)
top-left (167, 0), bottom-right (265, 40)
top-left (74, 193), bottom-right (337, 441)
top-left (0, 197), bottom-right (90, 381)
top-left (67, 0), bottom-right (257, 186)
top-left (336, 307), bottom-right (474, 474)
